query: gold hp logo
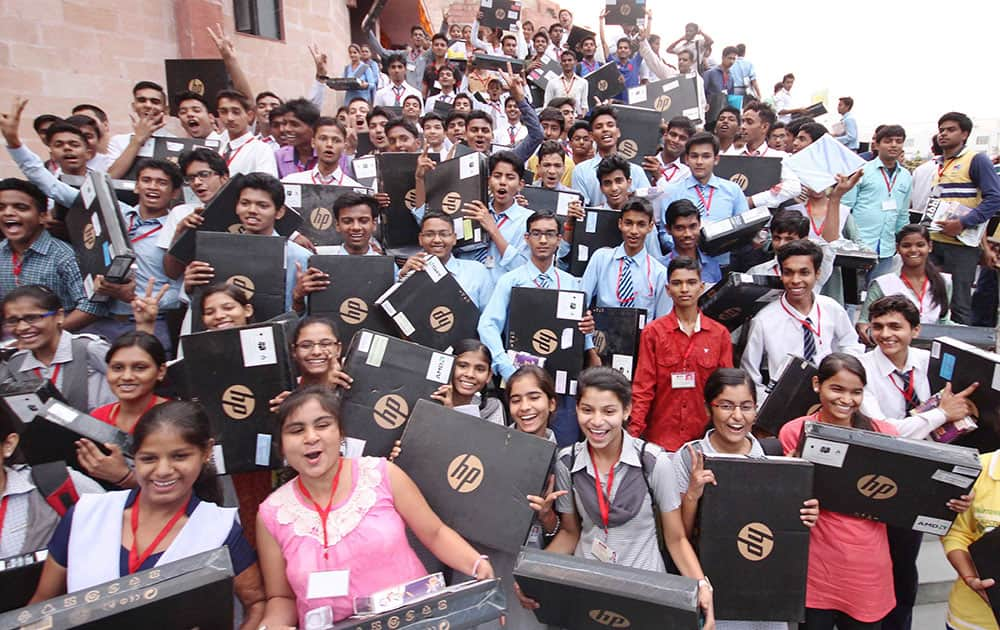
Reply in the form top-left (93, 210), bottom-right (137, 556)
top-left (143, 587), bottom-right (158, 600)
top-left (532, 328), bottom-right (558, 355)
top-left (310, 207), bottom-right (333, 231)
top-left (404, 188), bottom-right (417, 210)
top-left (429, 306), bottom-right (455, 332)
top-left (447, 453), bottom-right (484, 493)
top-left (619, 2), bottom-right (631, 14)
top-left (857, 474), bottom-right (898, 500)
top-left (588, 610), bottom-right (630, 627)
top-left (618, 139), bottom-right (639, 159)
top-left (373, 394), bottom-right (408, 429)
top-left (388, 616), bottom-right (400, 629)
top-left (597, 79), bottom-right (609, 92)
top-left (592, 330), bottom-right (608, 354)
top-left (737, 522), bottom-right (775, 561)
top-left (187, 78), bottom-right (205, 95)
top-left (221, 384), bottom-right (255, 419)
top-left (339, 297), bottom-right (369, 324)
top-left (228, 275), bottom-right (255, 299)
top-left (730, 173), bottom-right (749, 191)
top-left (654, 94), bottom-right (672, 111)
top-left (82, 223), bottom-right (96, 249)
top-left (441, 191), bottom-right (462, 215)
top-left (495, 8), bottom-right (505, 19)
top-left (227, 223), bottom-right (247, 233)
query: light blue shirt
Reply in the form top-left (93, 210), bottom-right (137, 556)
top-left (656, 174), bottom-right (749, 266)
top-left (445, 255), bottom-right (493, 309)
top-left (730, 58), bottom-right (756, 95)
top-left (581, 244), bottom-right (671, 319)
top-left (104, 207), bottom-right (183, 315)
top-left (454, 201), bottom-right (533, 283)
top-left (283, 238), bottom-right (313, 311)
top-left (570, 156), bottom-right (651, 207)
top-left (6, 144), bottom-right (82, 209)
top-left (478, 260), bottom-right (592, 380)
top-left (839, 159), bottom-right (913, 258)
top-left (666, 248), bottom-right (723, 284)
top-left (321, 245), bottom-right (399, 280)
top-left (836, 112), bottom-right (860, 150)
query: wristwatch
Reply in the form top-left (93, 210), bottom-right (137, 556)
top-left (697, 577), bottom-right (713, 591)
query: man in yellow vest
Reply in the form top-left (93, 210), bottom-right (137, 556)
top-left (929, 111), bottom-right (1000, 324)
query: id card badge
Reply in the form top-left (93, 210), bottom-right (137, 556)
top-left (592, 537), bottom-right (617, 563)
top-left (484, 255), bottom-right (496, 269)
top-left (671, 371), bottom-right (697, 389)
top-left (882, 198), bottom-right (898, 211)
top-left (306, 570), bottom-right (350, 600)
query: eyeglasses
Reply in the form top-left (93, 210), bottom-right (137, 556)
top-left (2, 310), bottom-right (58, 329)
top-left (420, 230), bottom-right (454, 239)
top-left (295, 339), bottom-right (341, 351)
top-left (528, 230), bottom-right (559, 240)
top-left (183, 170), bottom-right (216, 184)
top-left (711, 401), bottom-right (757, 415)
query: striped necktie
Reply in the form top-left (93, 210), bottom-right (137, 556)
top-left (802, 317), bottom-right (816, 362)
top-left (618, 257), bottom-right (636, 306)
top-left (536, 273), bottom-right (551, 288)
top-left (894, 369), bottom-right (922, 413)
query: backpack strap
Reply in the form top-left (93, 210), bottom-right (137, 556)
top-left (30, 461), bottom-right (79, 517)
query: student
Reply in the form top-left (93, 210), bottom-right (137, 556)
top-left (568, 120), bottom-right (594, 165)
top-left (712, 107), bottom-right (741, 154)
top-left (63, 113), bottom-right (111, 172)
top-left (105, 81), bottom-right (169, 174)
top-left (343, 43), bottom-right (377, 104)
top-left (747, 209), bottom-right (836, 290)
top-left (525, 110), bottom-right (575, 188)
top-left (419, 112), bottom-right (448, 159)
top-left (321, 190), bottom-right (384, 258)
top-left (288, 316), bottom-right (353, 391)
top-left (401, 94), bottom-right (424, 128)
top-left (363, 107), bottom-right (391, 154)
top-left (576, 34), bottom-right (603, 76)
top-left (570, 106), bottom-right (651, 206)
top-left (663, 199), bottom-right (722, 283)
top-left (173, 92), bottom-right (220, 142)
top-left (516, 367), bottom-right (715, 623)
top-left (398, 211), bottom-right (492, 309)
top-left (215, 89), bottom-right (279, 177)
top-left (657, 132), bottom-right (748, 267)
top-left (467, 73), bottom-right (544, 163)
top-left (581, 197), bottom-right (670, 319)
top-left (255, 91), bottom-right (284, 147)
top-left (779, 353), bottom-right (898, 630)
top-left (529, 139), bottom-right (573, 192)
top-left (198, 282), bottom-right (254, 330)
top-left (430, 339), bottom-right (505, 425)
top-left (444, 110), bottom-right (467, 148)
top-left (508, 365), bottom-right (559, 445)
top-left (31, 401), bottom-right (266, 628)
top-left (384, 118), bottom-right (422, 153)
top-left (373, 53), bottom-right (422, 107)
top-left (597, 14), bottom-right (643, 99)
top-left (423, 66), bottom-right (460, 114)
top-left (281, 118), bottom-right (361, 186)
top-left (495, 96), bottom-right (527, 147)
top-left (643, 117), bottom-right (694, 189)
top-left (274, 98), bottom-right (321, 178)
top-left (0, 178), bottom-right (101, 329)
top-left (859, 225), bottom-right (952, 338)
top-left (544, 49), bottom-right (589, 116)
top-left (629, 256), bottom-right (733, 451)
top-left (724, 102), bottom-right (803, 210)
top-left (72, 104), bottom-right (111, 154)
top-left (256, 387), bottom-right (493, 627)
top-left (742, 239), bottom-right (863, 396)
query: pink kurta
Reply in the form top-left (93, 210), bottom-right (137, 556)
top-left (259, 457), bottom-right (427, 624)
top-left (779, 416), bottom-right (897, 622)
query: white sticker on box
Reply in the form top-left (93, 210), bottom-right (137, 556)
top-left (381, 300), bottom-right (396, 317)
top-left (83, 274), bottom-right (95, 298)
top-left (366, 334), bottom-right (388, 367)
top-left (3, 394), bottom-right (44, 422)
top-left (137, 138), bottom-right (155, 157)
top-left (427, 352), bottom-right (453, 384)
top-left (459, 153), bottom-right (479, 179)
top-left (576, 244), bottom-right (589, 262)
top-left (342, 437), bottom-right (366, 457)
top-left (508, 10), bottom-right (519, 19)
top-left (953, 465), bottom-right (981, 477)
top-left (993, 364), bottom-right (1000, 392)
top-left (912, 515), bottom-right (952, 536)
top-left (638, 313), bottom-right (647, 329)
top-left (628, 85), bottom-right (647, 104)
top-left (79, 177), bottom-right (94, 210)
top-left (932, 469), bottom-right (975, 488)
top-left (481, 0), bottom-right (492, 7)
top-left (682, 107), bottom-right (700, 120)
top-left (307, 570), bottom-right (350, 600)
top-left (211, 444), bottom-right (226, 474)
top-left (393, 311), bottom-right (415, 336)
top-left (283, 184), bottom-right (302, 208)
top-left (90, 209), bottom-right (103, 238)
top-left (474, 227), bottom-right (482, 241)
top-left (585, 211), bottom-right (598, 233)
top-left (556, 291), bottom-right (584, 320)
top-left (358, 331), bottom-right (373, 353)
top-left (556, 193), bottom-right (574, 216)
top-left (662, 80), bottom-right (679, 93)
top-left (612, 354), bottom-right (633, 380)
top-left (240, 327), bottom-right (277, 367)
top-left (931, 341), bottom-right (941, 359)
top-left (801, 437), bottom-right (848, 468)
top-left (255, 433), bottom-right (272, 466)
top-left (569, 379), bottom-right (577, 395)
top-left (46, 401), bottom-right (78, 425)
top-left (702, 219), bottom-right (728, 239)
top-left (555, 370), bottom-right (567, 394)
top-left (544, 70), bottom-right (559, 83)
top-left (454, 217), bottom-right (464, 234)
top-left (424, 256), bottom-right (448, 283)
top-left (561, 327), bottom-right (575, 349)
top-left (353, 157), bottom-right (377, 179)
top-left (166, 141), bottom-right (184, 152)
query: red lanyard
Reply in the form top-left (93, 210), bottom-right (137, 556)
top-left (128, 215), bottom-right (163, 244)
top-left (109, 395), bottom-right (159, 434)
top-left (561, 76), bottom-right (576, 93)
top-left (495, 212), bottom-right (510, 229)
top-left (296, 458), bottom-right (345, 559)
top-left (34, 364), bottom-right (61, 385)
top-left (900, 274), bottom-right (929, 314)
top-left (11, 251), bottom-right (23, 284)
top-left (312, 169), bottom-right (345, 185)
top-left (806, 200), bottom-right (825, 237)
top-left (660, 163), bottom-right (679, 182)
top-left (780, 296), bottom-right (822, 338)
top-left (888, 371), bottom-right (916, 402)
top-left (0, 495), bottom-right (9, 536)
top-left (128, 492), bottom-right (188, 574)
top-left (589, 446), bottom-right (616, 534)
top-left (881, 167), bottom-right (899, 194)
top-left (937, 157), bottom-right (957, 179)
top-left (225, 137), bottom-right (255, 167)
top-left (695, 185), bottom-right (714, 215)
top-left (509, 127), bottom-right (518, 145)
top-left (392, 86), bottom-right (405, 105)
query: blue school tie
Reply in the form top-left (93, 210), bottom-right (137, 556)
top-left (802, 317), bottom-right (816, 362)
top-left (618, 257), bottom-right (636, 306)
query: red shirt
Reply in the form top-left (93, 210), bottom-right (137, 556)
top-left (628, 311), bottom-right (733, 451)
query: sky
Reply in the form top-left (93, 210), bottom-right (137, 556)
top-left (573, 0), bottom-right (1000, 141)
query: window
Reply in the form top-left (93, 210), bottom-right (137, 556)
top-left (975, 135), bottom-right (990, 146)
top-left (235, 0), bottom-right (283, 40)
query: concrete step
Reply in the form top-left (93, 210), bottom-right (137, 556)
top-left (912, 602), bottom-right (948, 630)
top-left (916, 534), bottom-right (955, 605)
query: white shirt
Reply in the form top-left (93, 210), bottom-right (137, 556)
top-left (858, 346), bottom-right (947, 439)
top-left (543, 74), bottom-right (590, 116)
top-left (220, 131), bottom-right (278, 177)
top-left (654, 155), bottom-right (691, 190)
top-left (745, 242), bottom-right (837, 291)
top-left (424, 90), bottom-right (457, 114)
top-left (773, 88), bottom-right (794, 124)
top-left (373, 81), bottom-right (422, 107)
top-left (106, 128), bottom-right (170, 161)
top-left (87, 153), bottom-right (113, 172)
top-left (910, 158), bottom-right (937, 213)
top-left (281, 165), bottom-right (361, 186)
top-left (494, 121), bottom-right (527, 148)
top-left (156, 202), bottom-right (199, 250)
top-left (475, 94), bottom-right (510, 131)
top-left (741, 293), bottom-right (864, 397)
top-left (722, 143), bottom-right (802, 209)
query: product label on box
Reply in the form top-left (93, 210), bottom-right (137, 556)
top-left (255, 433), bottom-right (272, 466)
top-left (358, 331), bottom-right (373, 353)
top-left (569, 379), bottom-right (578, 395)
top-left (682, 107), bottom-right (701, 119)
top-left (585, 211), bottom-right (598, 233)
top-left (4, 394), bottom-right (44, 422)
top-left (662, 80), bottom-right (679, 93)
top-left (556, 193), bottom-right (575, 216)
top-left (212, 444), bottom-right (226, 475)
top-left (166, 141), bottom-right (184, 152)
top-left (459, 153), bottom-right (479, 179)
top-left (381, 300), bottom-right (396, 316)
top-left (366, 334), bottom-right (388, 367)
top-left (940, 353), bottom-right (956, 381)
top-left (628, 85), bottom-right (647, 103)
top-left (560, 327), bottom-right (575, 349)
top-left (427, 352), bottom-right (453, 384)
top-left (576, 244), bottom-right (589, 261)
top-left (954, 465), bottom-right (981, 477)
top-left (801, 437), bottom-right (848, 468)
top-left (46, 401), bottom-right (78, 425)
top-left (555, 370), bottom-right (567, 394)
top-left (342, 437), bottom-right (366, 458)
top-left (307, 570), bottom-right (350, 599)
top-left (283, 184), bottom-right (302, 208)
top-left (393, 311), bottom-right (416, 336)
top-left (912, 515), bottom-right (951, 536)
top-left (353, 157), bottom-right (376, 180)
top-left (612, 354), bottom-right (633, 380)
top-left (90, 210), bottom-right (103, 238)
top-left (993, 364), bottom-right (1000, 392)
top-left (556, 291), bottom-right (584, 320)
top-left (240, 327), bottom-right (277, 367)
top-left (932, 469), bottom-right (975, 488)
top-left (931, 341), bottom-right (941, 359)
top-left (424, 256), bottom-right (448, 283)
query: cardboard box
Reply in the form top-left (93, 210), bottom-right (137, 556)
top-left (526, 54), bottom-right (562, 90)
top-left (569, 207), bottom-right (622, 277)
top-left (699, 207), bottom-right (771, 257)
top-left (507, 287), bottom-right (585, 394)
top-left (352, 573), bottom-right (446, 615)
top-left (396, 400), bottom-right (555, 552)
top-left (627, 75), bottom-right (703, 124)
top-left (591, 306), bottom-right (645, 380)
top-left (969, 526), bottom-right (1000, 625)
top-left (164, 59), bottom-right (232, 116)
top-left (376, 256), bottom-right (480, 351)
top-left (605, 0), bottom-right (646, 26)
top-left (376, 153), bottom-right (426, 249)
top-left (514, 549), bottom-right (701, 629)
top-left (471, 53), bottom-right (525, 74)
top-left (715, 156), bottom-right (782, 197)
top-left (699, 455), bottom-right (813, 621)
top-left (424, 152), bottom-right (489, 253)
top-left (611, 104), bottom-right (663, 167)
top-left (306, 255), bottom-right (398, 349)
top-left (913, 324), bottom-right (995, 352)
top-left (519, 186), bottom-right (583, 217)
top-left (340, 331), bottom-right (455, 457)
top-left (698, 272), bottom-right (784, 331)
top-left (477, 0), bottom-right (521, 30)
top-left (18, 399), bottom-right (132, 468)
top-left (929, 337), bottom-right (1000, 453)
top-left (0, 548), bottom-right (233, 630)
top-left (800, 421), bottom-right (981, 533)
top-left (332, 578), bottom-right (504, 630)
top-left (585, 62), bottom-right (626, 102)
top-left (0, 549), bottom-right (47, 613)
top-left (755, 356), bottom-right (819, 436)
top-left (282, 183), bottom-right (374, 247)
top-left (179, 322), bottom-right (296, 473)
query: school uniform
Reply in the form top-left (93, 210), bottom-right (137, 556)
top-left (653, 155), bottom-right (691, 190)
top-left (373, 82), bottom-right (422, 108)
top-left (580, 244), bottom-right (671, 320)
top-left (219, 131), bottom-right (278, 177)
top-left (281, 165), bottom-right (362, 186)
top-left (656, 173), bottom-right (749, 267)
top-left (451, 202), bottom-right (533, 284)
top-left (858, 272), bottom-right (952, 325)
top-left (745, 243), bottom-right (837, 292)
top-left (570, 155), bottom-right (651, 207)
top-left (721, 144), bottom-right (802, 209)
top-left (443, 255), bottom-right (493, 309)
top-left (275, 146), bottom-right (318, 179)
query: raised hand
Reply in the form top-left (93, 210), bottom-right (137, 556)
top-left (686, 445), bottom-right (717, 500)
top-left (0, 96), bottom-right (28, 146)
top-left (132, 278), bottom-right (169, 333)
top-left (207, 23), bottom-right (236, 59)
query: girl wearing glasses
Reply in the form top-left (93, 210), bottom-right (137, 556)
top-left (269, 317), bottom-right (353, 414)
top-left (0, 285), bottom-right (115, 411)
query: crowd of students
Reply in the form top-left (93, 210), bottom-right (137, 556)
top-left (2, 4), bottom-right (1000, 630)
